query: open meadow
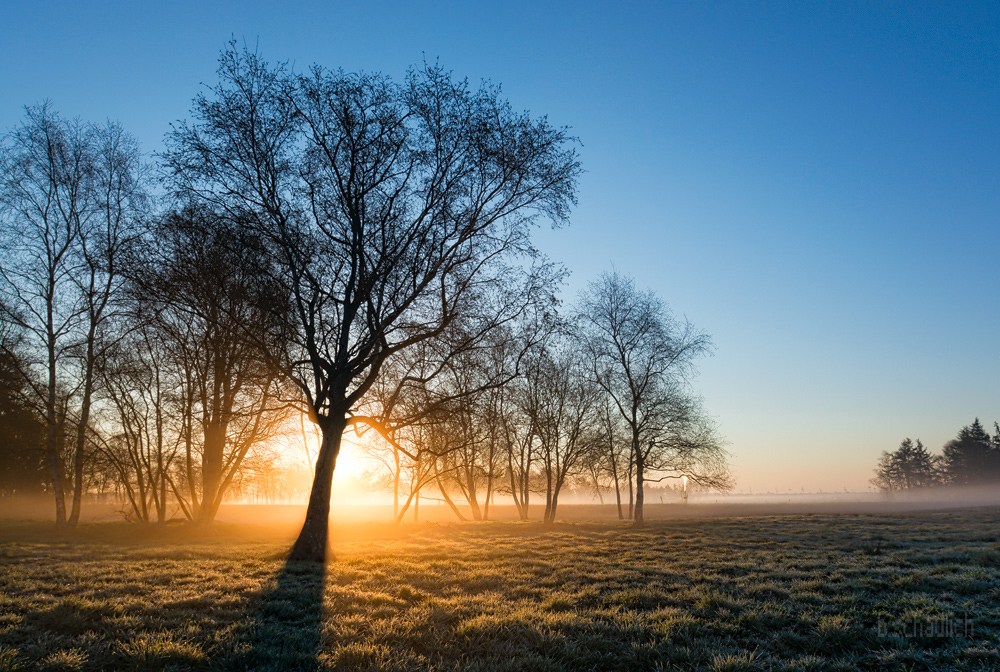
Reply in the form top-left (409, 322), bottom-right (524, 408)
top-left (2, 507), bottom-right (1000, 671)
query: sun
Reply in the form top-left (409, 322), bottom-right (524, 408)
top-left (289, 412), bottom-right (376, 484)
top-left (333, 436), bottom-right (375, 484)
top-left (265, 412), bottom-right (386, 506)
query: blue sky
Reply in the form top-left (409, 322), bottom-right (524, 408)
top-left (3, 1), bottom-right (998, 491)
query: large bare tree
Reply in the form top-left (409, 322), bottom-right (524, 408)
top-left (165, 46), bottom-right (579, 560)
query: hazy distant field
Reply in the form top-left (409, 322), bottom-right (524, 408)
top-left (2, 509), bottom-right (1000, 671)
top-left (9, 488), bottom-right (1000, 526)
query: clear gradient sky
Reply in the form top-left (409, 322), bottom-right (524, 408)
top-left (3, 1), bottom-right (998, 492)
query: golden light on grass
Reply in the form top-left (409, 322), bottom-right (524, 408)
top-left (4, 510), bottom-right (1000, 669)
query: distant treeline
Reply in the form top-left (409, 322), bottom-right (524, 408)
top-left (871, 419), bottom-right (1000, 491)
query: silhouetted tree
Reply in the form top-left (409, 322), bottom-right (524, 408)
top-left (65, 120), bottom-right (147, 525)
top-left (503, 388), bottom-right (537, 520)
top-left (425, 353), bottom-right (495, 521)
top-left (520, 341), bottom-right (600, 524)
top-left (95, 321), bottom-right (179, 523)
top-left (870, 438), bottom-right (939, 492)
top-left (131, 206), bottom-right (291, 526)
top-left (941, 418), bottom-right (1000, 486)
top-left (593, 397), bottom-right (630, 519)
top-left (0, 104), bottom-right (146, 525)
top-left (0, 312), bottom-right (46, 496)
top-left (362, 419), bottom-right (440, 524)
top-left (417, 327), bottom-right (529, 522)
top-left (164, 46), bottom-right (580, 560)
top-left (576, 271), bottom-right (729, 527)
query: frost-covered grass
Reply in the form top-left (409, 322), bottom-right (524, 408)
top-left (2, 509), bottom-right (1000, 670)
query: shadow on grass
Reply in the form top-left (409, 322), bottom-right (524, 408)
top-left (218, 559), bottom-right (327, 672)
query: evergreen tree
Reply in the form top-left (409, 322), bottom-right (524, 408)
top-left (941, 418), bottom-right (1000, 485)
top-left (0, 317), bottom-right (46, 496)
top-left (871, 438), bottom-right (939, 492)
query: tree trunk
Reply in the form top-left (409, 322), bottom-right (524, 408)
top-left (483, 471), bottom-right (493, 521)
top-left (69, 306), bottom-right (100, 526)
top-left (46, 419), bottom-right (67, 526)
top-left (508, 454), bottom-right (526, 520)
top-left (633, 443), bottom-right (645, 528)
top-left (607, 442), bottom-right (624, 519)
top-left (198, 423), bottom-right (226, 527)
top-left (67, 371), bottom-right (94, 526)
top-left (198, 484), bottom-right (226, 527)
top-left (136, 464), bottom-right (149, 522)
top-left (436, 471), bottom-right (467, 521)
top-left (626, 440), bottom-right (635, 520)
top-left (466, 472), bottom-right (482, 520)
top-left (627, 479), bottom-right (634, 520)
top-left (183, 375), bottom-right (200, 520)
top-left (543, 458), bottom-right (553, 524)
top-left (393, 462), bottom-right (400, 520)
top-left (546, 482), bottom-right (562, 525)
top-left (289, 414), bottom-right (347, 562)
top-left (613, 476), bottom-right (623, 519)
top-left (155, 389), bottom-right (167, 524)
top-left (395, 486), bottom-right (418, 524)
top-left (523, 474), bottom-right (530, 520)
top-left (46, 330), bottom-right (66, 526)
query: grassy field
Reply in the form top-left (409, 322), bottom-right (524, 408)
top-left (2, 508), bottom-right (1000, 671)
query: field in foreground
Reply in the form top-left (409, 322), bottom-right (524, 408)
top-left (2, 510), bottom-right (1000, 671)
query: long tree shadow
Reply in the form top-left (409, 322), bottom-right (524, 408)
top-left (219, 558), bottom-right (327, 671)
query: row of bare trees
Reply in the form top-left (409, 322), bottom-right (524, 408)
top-left (358, 271), bottom-right (731, 527)
top-left (2, 44), bottom-right (729, 559)
top-left (0, 105), bottom-right (296, 527)
top-left (0, 106), bottom-right (144, 524)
